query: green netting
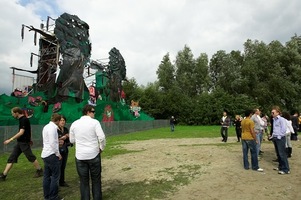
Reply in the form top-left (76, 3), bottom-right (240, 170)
top-left (0, 92), bottom-right (154, 126)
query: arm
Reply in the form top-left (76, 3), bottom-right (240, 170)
top-left (95, 122), bottom-right (106, 152)
top-left (69, 124), bottom-right (75, 144)
top-left (288, 121), bottom-right (294, 134)
top-left (3, 129), bottom-right (25, 145)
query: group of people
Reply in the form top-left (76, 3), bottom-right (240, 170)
top-left (220, 106), bottom-right (297, 175)
top-left (1, 105), bottom-right (106, 200)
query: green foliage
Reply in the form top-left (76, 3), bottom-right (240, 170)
top-left (124, 34), bottom-right (301, 124)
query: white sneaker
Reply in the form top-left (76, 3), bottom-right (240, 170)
top-left (257, 168), bottom-right (264, 172)
top-left (278, 170), bottom-right (290, 175)
top-left (273, 167), bottom-right (279, 171)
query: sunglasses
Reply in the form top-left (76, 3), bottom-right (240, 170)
top-left (90, 110), bottom-right (95, 113)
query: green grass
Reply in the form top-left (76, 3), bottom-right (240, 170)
top-left (0, 125), bottom-right (235, 200)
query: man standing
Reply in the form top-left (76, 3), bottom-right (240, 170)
top-left (271, 106), bottom-right (290, 175)
top-left (220, 110), bottom-right (230, 142)
top-left (41, 113), bottom-right (62, 200)
top-left (70, 105), bottom-right (106, 200)
top-left (170, 116), bottom-right (176, 132)
top-left (251, 108), bottom-right (264, 156)
top-left (241, 109), bottom-right (263, 172)
top-left (0, 107), bottom-right (43, 181)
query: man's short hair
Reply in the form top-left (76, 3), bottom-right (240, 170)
top-left (82, 104), bottom-right (95, 115)
top-left (51, 113), bottom-right (61, 122)
top-left (244, 109), bottom-right (253, 117)
top-left (11, 107), bottom-right (23, 114)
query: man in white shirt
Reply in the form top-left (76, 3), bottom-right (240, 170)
top-left (251, 108), bottom-right (265, 156)
top-left (70, 105), bottom-right (106, 200)
top-left (41, 113), bottom-right (62, 200)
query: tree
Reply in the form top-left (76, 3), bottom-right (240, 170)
top-left (156, 53), bottom-right (175, 92)
top-left (122, 78), bottom-right (143, 105)
top-left (175, 45), bottom-right (198, 97)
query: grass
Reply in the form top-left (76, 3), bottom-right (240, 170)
top-left (0, 125), bottom-right (236, 200)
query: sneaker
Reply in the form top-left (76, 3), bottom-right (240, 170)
top-left (273, 167), bottom-right (279, 171)
top-left (278, 170), bottom-right (290, 175)
top-left (34, 169), bottom-right (43, 178)
top-left (0, 173), bottom-right (7, 181)
top-left (257, 168), bottom-right (264, 172)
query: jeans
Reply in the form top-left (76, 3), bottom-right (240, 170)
top-left (76, 154), bottom-right (102, 200)
top-left (170, 124), bottom-right (175, 132)
top-left (242, 140), bottom-right (259, 170)
top-left (220, 127), bottom-right (228, 142)
top-left (273, 137), bottom-right (290, 173)
top-left (43, 154), bottom-right (61, 200)
top-left (256, 131), bottom-right (263, 156)
top-left (59, 150), bottom-right (69, 184)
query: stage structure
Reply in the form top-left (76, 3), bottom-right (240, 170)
top-left (17, 13), bottom-right (127, 104)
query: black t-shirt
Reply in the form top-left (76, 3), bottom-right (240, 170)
top-left (18, 116), bottom-right (31, 143)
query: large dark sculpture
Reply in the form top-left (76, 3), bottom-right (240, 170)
top-left (54, 13), bottom-right (91, 101)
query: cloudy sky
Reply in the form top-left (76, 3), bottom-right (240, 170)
top-left (0, 0), bottom-right (300, 95)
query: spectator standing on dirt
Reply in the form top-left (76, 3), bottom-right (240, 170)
top-left (261, 114), bottom-right (269, 141)
top-left (282, 112), bottom-right (294, 158)
top-left (220, 110), bottom-right (230, 142)
top-left (271, 106), bottom-right (290, 175)
top-left (70, 105), bottom-right (106, 200)
top-left (251, 108), bottom-right (264, 156)
top-left (241, 109), bottom-right (264, 172)
top-left (234, 115), bottom-right (242, 142)
top-left (0, 107), bottom-right (43, 181)
top-left (170, 116), bottom-right (176, 132)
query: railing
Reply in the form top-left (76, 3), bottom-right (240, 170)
top-left (0, 120), bottom-right (169, 153)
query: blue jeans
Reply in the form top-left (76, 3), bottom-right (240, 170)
top-left (43, 154), bottom-right (61, 200)
top-left (170, 124), bottom-right (175, 132)
top-left (273, 137), bottom-right (290, 173)
top-left (76, 154), bottom-right (102, 200)
top-left (256, 131), bottom-right (263, 156)
top-left (242, 140), bottom-right (259, 170)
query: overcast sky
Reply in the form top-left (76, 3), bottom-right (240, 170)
top-left (0, 0), bottom-right (300, 95)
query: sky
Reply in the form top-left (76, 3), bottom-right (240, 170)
top-left (0, 0), bottom-right (300, 95)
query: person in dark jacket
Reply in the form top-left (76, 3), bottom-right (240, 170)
top-left (57, 115), bottom-right (71, 187)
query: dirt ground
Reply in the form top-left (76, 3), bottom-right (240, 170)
top-left (102, 137), bottom-right (301, 200)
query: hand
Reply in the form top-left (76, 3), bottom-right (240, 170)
top-left (3, 139), bottom-right (11, 145)
top-left (30, 141), bottom-right (33, 146)
top-left (58, 155), bottom-right (62, 160)
top-left (59, 139), bottom-right (64, 147)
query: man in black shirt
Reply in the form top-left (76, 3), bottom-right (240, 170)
top-left (0, 107), bottom-right (43, 181)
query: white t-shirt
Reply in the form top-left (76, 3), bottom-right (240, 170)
top-left (41, 121), bottom-right (60, 158)
top-left (70, 116), bottom-right (106, 160)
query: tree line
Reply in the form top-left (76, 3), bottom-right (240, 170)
top-left (122, 35), bottom-right (301, 125)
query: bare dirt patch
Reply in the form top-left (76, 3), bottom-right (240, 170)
top-left (102, 137), bottom-right (301, 200)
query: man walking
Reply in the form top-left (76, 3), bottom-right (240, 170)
top-left (70, 105), bottom-right (106, 200)
top-left (41, 113), bottom-right (63, 200)
top-left (0, 107), bottom-right (43, 181)
top-left (220, 110), bottom-right (230, 142)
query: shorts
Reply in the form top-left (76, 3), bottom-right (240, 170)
top-left (7, 142), bottom-right (37, 163)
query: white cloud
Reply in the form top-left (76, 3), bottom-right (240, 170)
top-left (0, 0), bottom-right (300, 94)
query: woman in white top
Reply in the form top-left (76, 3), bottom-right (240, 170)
top-left (282, 112), bottom-right (294, 158)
